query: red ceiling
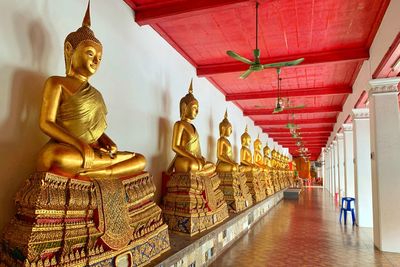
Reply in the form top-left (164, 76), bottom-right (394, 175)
top-left (125, 0), bottom-right (391, 160)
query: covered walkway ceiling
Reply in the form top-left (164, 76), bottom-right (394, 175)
top-left (125, 0), bottom-right (391, 160)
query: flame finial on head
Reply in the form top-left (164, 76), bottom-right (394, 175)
top-left (188, 78), bottom-right (193, 94)
top-left (245, 125), bottom-right (248, 133)
top-left (82, 0), bottom-right (91, 27)
top-left (224, 109), bottom-right (228, 119)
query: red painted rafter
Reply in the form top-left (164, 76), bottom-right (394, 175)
top-left (133, 0), bottom-right (250, 26)
top-left (263, 127), bottom-right (333, 133)
top-left (197, 48), bottom-right (369, 76)
top-left (226, 86), bottom-right (352, 101)
top-left (269, 133), bottom-right (330, 138)
top-left (256, 118), bottom-right (336, 126)
top-left (244, 105), bottom-right (342, 116)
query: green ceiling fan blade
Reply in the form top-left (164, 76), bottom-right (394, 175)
top-left (262, 58), bottom-right (305, 69)
top-left (285, 105), bottom-right (306, 110)
top-left (239, 69), bottom-right (254, 79)
top-left (227, 50), bottom-right (254, 65)
top-left (273, 107), bottom-right (283, 113)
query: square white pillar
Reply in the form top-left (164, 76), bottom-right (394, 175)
top-left (336, 133), bottom-right (345, 201)
top-left (343, 124), bottom-right (355, 198)
top-left (332, 141), bottom-right (338, 198)
top-left (368, 77), bottom-right (400, 253)
top-left (352, 108), bottom-right (373, 228)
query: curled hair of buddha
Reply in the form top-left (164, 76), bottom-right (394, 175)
top-left (64, 1), bottom-right (102, 74)
top-left (180, 79), bottom-right (198, 119)
top-left (219, 109), bottom-right (231, 135)
top-left (241, 125), bottom-right (250, 143)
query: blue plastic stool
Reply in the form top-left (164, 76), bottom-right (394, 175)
top-left (339, 197), bottom-right (356, 225)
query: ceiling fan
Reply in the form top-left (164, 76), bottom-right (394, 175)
top-left (273, 68), bottom-right (305, 113)
top-left (226, 2), bottom-right (304, 79)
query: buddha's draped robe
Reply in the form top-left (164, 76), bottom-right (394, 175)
top-left (57, 83), bottom-right (107, 144)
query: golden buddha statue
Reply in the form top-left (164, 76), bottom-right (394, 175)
top-left (239, 126), bottom-right (266, 202)
top-left (163, 81), bottom-right (228, 235)
top-left (168, 80), bottom-right (215, 175)
top-left (253, 134), bottom-right (265, 169)
top-left (215, 111), bottom-right (253, 212)
top-left (36, 4), bottom-right (145, 179)
top-left (216, 110), bottom-right (239, 172)
top-left (240, 126), bottom-right (257, 171)
top-left (263, 143), bottom-right (274, 196)
top-left (1, 4), bottom-right (170, 266)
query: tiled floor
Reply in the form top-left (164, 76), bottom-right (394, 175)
top-left (210, 188), bottom-right (400, 267)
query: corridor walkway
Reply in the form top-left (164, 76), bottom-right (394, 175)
top-left (210, 188), bottom-right (400, 267)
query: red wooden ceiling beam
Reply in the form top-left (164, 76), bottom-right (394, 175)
top-left (226, 86), bottom-right (352, 101)
top-left (263, 127), bottom-right (333, 133)
top-left (269, 133), bottom-right (330, 138)
top-left (256, 118), bottom-right (336, 126)
top-left (133, 0), bottom-right (250, 26)
top-left (197, 48), bottom-right (369, 76)
top-left (244, 105), bottom-right (342, 116)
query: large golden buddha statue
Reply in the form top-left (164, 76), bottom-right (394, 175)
top-left (216, 111), bottom-right (253, 212)
top-left (263, 143), bottom-right (275, 196)
top-left (1, 4), bottom-right (169, 266)
top-left (239, 127), bottom-right (266, 202)
top-left (36, 5), bottom-right (145, 179)
top-left (253, 135), bottom-right (265, 169)
top-left (240, 126), bottom-right (257, 171)
top-left (163, 81), bottom-right (228, 235)
top-left (168, 80), bottom-right (215, 175)
top-left (216, 110), bottom-right (238, 172)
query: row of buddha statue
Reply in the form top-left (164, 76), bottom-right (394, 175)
top-left (0, 3), bottom-right (296, 267)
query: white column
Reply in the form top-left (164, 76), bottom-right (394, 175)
top-left (368, 77), bottom-right (400, 253)
top-left (352, 108), bottom-right (373, 228)
top-left (336, 133), bottom-right (345, 201)
top-left (329, 144), bottom-right (334, 195)
top-left (332, 141), bottom-right (338, 199)
top-left (343, 123), bottom-right (355, 198)
top-left (324, 150), bottom-right (329, 191)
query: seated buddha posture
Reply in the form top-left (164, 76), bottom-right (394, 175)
top-left (253, 135), bottom-right (265, 169)
top-left (168, 81), bottom-right (215, 175)
top-left (263, 143), bottom-right (271, 167)
top-left (36, 6), bottom-right (145, 178)
top-left (216, 111), bottom-right (239, 172)
top-left (240, 126), bottom-right (257, 171)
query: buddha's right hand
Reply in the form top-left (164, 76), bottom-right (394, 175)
top-left (80, 143), bottom-right (95, 169)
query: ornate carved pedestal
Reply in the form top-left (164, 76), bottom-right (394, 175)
top-left (265, 172), bottom-right (275, 196)
top-left (0, 172), bottom-right (170, 267)
top-left (217, 172), bottom-right (253, 213)
top-left (163, 172), bottom-right (229, 236)
top-left (243, 171), bottom-right (266, 203)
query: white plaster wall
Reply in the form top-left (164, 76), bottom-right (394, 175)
top-left (0, 0), bottom-right (277, 232)
top-left (325, 0), bottom-right (400, 147)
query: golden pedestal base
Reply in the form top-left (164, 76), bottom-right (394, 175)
top-left (218, 172), bottom-right (253, 213)
top-left (0, 172), bottom-right (170, 267)
top-left (163, 172), bottom-right (229, 236)
top-left (243, 171), bottom-right (266, 203)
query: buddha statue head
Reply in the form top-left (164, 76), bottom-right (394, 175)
top-left (254, 134), bottom-right (262, 152)
top-left (64, 1), bottom-right (103, 77)
top-left (241, 125), bottom-right (251, 147)
top-left (219, 110), bottom-right (232, 137)
top-left (180, 79), bottom-right (199, 121)
top-left (263, 143), bottom-right (271, 157)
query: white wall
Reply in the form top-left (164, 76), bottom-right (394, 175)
top-left (0, 0), bottom-right (279, 232)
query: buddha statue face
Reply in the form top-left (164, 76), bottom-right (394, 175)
top-left (263, 146), bottom-right (270, 156)
top-left (182, 101), bottom-right (198, 120)
top-left (241, 134), bottom-right (251, 147)
top-left (219, 110), bottom-right (232, 137)
top-left (254, 139), bottom-right (262, 151)
top-left (65, 40), bottom-right (102, 78)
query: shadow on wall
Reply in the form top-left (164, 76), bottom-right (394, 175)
top-left (207, 113), bottom-right (216, 162)
top-left (0, 14), bottom-right (54, 232)
top-left (150, 82), bottom-right (172, 204)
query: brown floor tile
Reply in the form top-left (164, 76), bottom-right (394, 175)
top-left (210, 188), bottom-right (399, 267)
